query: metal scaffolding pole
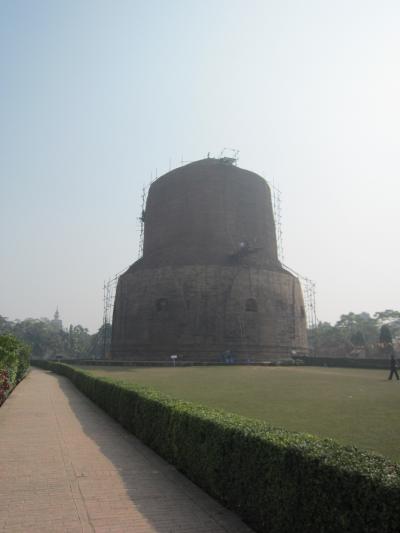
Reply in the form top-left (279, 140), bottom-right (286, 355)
top-left (102, 268), bottom-right (129, 358)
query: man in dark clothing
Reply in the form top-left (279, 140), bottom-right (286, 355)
top-left (388, 353), bottom-right (399, 381)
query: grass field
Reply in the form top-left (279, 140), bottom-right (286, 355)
top-left (78, 365), bottom-right (400, 461)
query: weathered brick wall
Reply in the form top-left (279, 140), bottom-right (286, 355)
top-left (111, 265), bottom-right (308, 361)
top-left (141, 159), bottom-right (280, 270)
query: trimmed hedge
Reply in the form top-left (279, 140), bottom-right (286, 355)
top-left (294, 356), bottom-right (390, 369)
top-left (33, 360), bottom-right (400, 533)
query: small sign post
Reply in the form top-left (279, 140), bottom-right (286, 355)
top-left (170, 354), bottom-right (178, 367)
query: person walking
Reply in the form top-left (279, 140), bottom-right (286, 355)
top-left (388, 353), bottom-right (399, 381)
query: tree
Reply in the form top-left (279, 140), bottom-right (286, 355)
top-left (3, 317), bottom-right (92, 359)
top-left (67, 325), bottom-right (91, 357)
top-left (335, 312), bottom-right (378, 345)
top-left (88, 323), bottom-right (112, 359)
top-left (350, 331), bottom-right (365, 347)
top-left (12, 318), bottom-right (67, 358)
top-left (380, 325), bottom-right (393, 344)
top-left (308, 322), bottom-right (352, 356)
top-left (308, 310), bottom-right (400, 357)
top-left (375, 310), bottom-right (400, 339)
top-left (379, 325), bottom-right (394, 356)
top-left (0, 316), bottom-right (14, 335)
top-left (375, 310), bottom-right (400, 324)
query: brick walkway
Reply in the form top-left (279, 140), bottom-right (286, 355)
top-left (0, 369), bottom-right (253, 533)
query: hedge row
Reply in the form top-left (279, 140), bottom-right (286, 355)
top-left (32, 360), bottom-right (400, 533)
top-left (0, 334), bottom-right (30, 405)
top-left (294, 356), bottom-right (390, 369)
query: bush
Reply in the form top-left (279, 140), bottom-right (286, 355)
top-left (32, 360), bottom-right (400, 533)
top-left (0, 334), bottom-right (31, 405)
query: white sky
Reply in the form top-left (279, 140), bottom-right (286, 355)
top-left (1, 0), bottom-right (399, 332)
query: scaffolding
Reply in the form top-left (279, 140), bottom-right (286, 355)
top-left (219, 148), bottom-right (240, 165)
top-left (268, 179), bottom-right (284, 263)
top-left (138, 186), bottom-right (147, 258)
top-left (266, 176), bottom-right (317, 329)
top-left (281, 263), bottom-right (318, 330)
top-left (102, 268), bottom-right (128, 357)
top-left (102, 175), bottom-right (153, 355)
top-left (302, 277), bottom-right (318, 330)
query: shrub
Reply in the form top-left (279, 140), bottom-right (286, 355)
top-left (32, 360), bottom-right (400, 533)
top-left (0, 369), bottom-right (11, 405)
top-left (0, 334), bottom-right (31, 405)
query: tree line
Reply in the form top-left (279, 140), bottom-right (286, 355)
top-left (0, 315), bottom-right (111, 359)
top-left (308, 309), bottom-right (400, 357)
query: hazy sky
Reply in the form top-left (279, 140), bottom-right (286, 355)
top-left (1, 0), bottom-right (399, 332)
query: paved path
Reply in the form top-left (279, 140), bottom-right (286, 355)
top-left (0, 369), bottom-right (253, 533)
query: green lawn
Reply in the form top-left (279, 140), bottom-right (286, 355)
top-left (78, 365), bottom-right (400, 461)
